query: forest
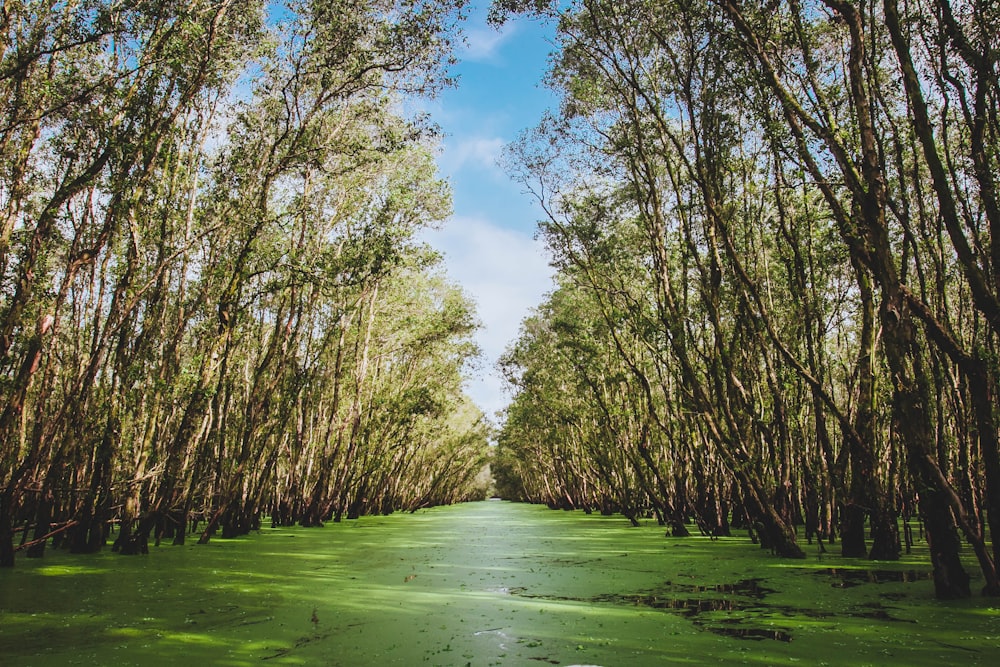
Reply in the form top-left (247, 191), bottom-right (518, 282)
top-left (492, 0), bottom-right (1000, 600)
top-left (2, 0), bottom-right (999, 612)
top-left (0, 0), bottom-right (492, 566)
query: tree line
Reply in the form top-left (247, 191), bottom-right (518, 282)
top-left (492, 0), bottom-right (999, 599)
top-left (0, 0), bottom-right (491, 566)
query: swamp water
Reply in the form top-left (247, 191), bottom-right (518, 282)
top-left (1, 499), bottom-right (998, 665)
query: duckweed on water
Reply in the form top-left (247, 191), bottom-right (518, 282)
top-left (1, 500), bottom-right (999, 665)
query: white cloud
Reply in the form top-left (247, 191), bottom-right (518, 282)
top-left (461, 23), bottom-right (518, 62)
top-left (421, 215), bottom-right (554, 420)
top-left (443, 136), bottom-right (506, 175)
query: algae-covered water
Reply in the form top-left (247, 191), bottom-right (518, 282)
top-left (1, 500), bottom-right (998, 665)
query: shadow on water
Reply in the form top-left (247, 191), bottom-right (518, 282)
top-left (516, 578), bottom-right (794, 641)
top-left (822, 568), bottom-right (933, 588)
top-left (513, 571), bottom-right (928, 643)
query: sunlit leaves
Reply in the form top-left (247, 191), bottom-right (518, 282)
top-left (0, 0), bottom-right (487, 564)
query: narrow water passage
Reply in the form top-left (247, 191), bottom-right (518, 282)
top-left (1, 500), bottom-right (997, 665)
top-left (288, 499), bottom-right (701, 665)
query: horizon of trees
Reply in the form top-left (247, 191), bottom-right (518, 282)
top-left (0, 0), bottom-right (493, 567)
top-left (491, 0), bottom-right (1000, 599)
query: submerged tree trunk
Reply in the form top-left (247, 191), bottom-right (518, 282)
top-left (0, 496), bottom-right (15, 567)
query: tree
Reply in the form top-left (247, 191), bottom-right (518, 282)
top-left (493, 0), bottom-right (1000, 597)
top-left (1, 0), bottom-right (489, 567)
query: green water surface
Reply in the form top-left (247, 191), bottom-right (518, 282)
top-left (1, 500), bottom-right (998, 665)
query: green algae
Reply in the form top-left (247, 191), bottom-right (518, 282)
top-left (1, 500), bottom-right (998, 665)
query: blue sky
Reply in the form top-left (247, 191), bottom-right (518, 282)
top-left (421, 5), bottom-right (559, 421)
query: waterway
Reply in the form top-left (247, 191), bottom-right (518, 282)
top-left (1, 500), bottom-right (998, 665)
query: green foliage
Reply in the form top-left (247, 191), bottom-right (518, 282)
top-left (0, 0), bottom-right (487, 564)
top-left (497, 0), bottom-right (1000, 591)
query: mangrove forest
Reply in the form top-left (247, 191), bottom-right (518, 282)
top-left (0, 0), bottom-right (491, 565)
top-left (493, 0), bottom-right (1000, 601)
top-left (2, 1), bottom-right (1000, 659)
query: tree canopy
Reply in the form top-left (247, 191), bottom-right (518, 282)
top-left (493, 0), bottom-right (1000, 599)
top-left (0, 0), bottom-right (491, 565)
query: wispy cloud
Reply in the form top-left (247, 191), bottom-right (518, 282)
top-left (421, 214), bottom-right (554, 420)
top-left (461, 23), bottom-right (518, 63)
top-left (444, 136), bottom-right (506, 175)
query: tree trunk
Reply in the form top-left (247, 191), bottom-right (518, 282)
top-left (0, 495), bottom-right (15, 567)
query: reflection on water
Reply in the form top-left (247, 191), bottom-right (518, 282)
top-left (473, 627), bottom-right (511, 650)
top-left (511, 577), bottom-right (792, 641)
top-left (506, 567), bottom-right (926, 643)
top-left (822, 568), bottom-right (932, 588)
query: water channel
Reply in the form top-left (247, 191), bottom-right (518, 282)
top-left (1, 500), bottom-right (998, 665)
